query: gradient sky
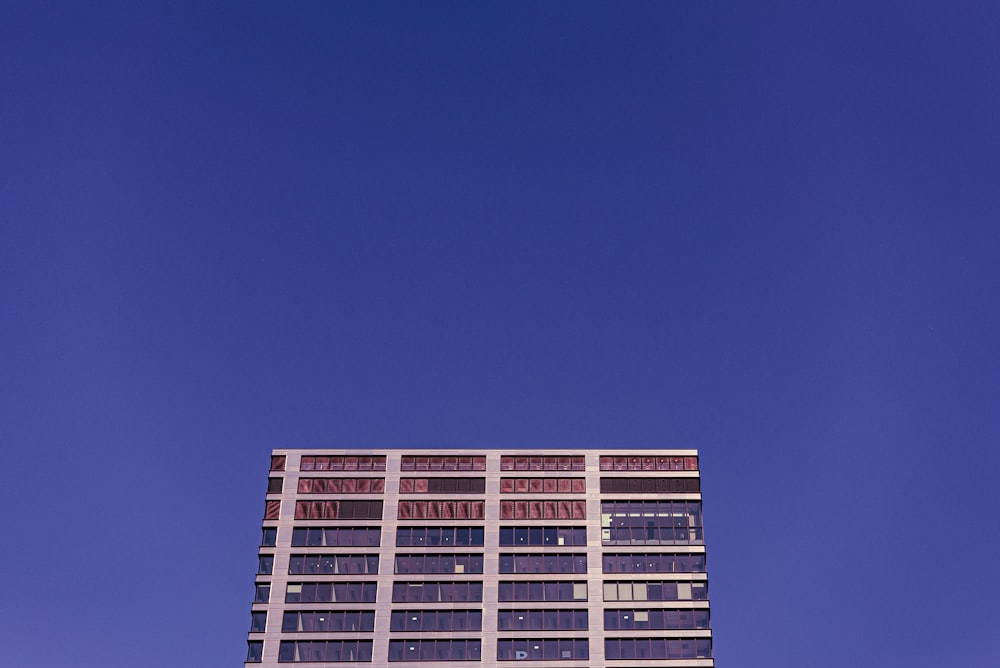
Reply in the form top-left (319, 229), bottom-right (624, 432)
top-left (2, 2), bottom-right (999, 667)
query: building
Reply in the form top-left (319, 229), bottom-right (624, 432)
top-left (247, 449), bottom-right (712, 666)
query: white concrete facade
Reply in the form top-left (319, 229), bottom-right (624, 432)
top-left (248, 449), bottom-right (712, 667)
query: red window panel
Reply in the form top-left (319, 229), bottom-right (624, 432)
top-left (270, 455), bottom-right (286, 471)
top-left (500, 479), bottom-right (515, 493)
top-left (544, 501), bottom-right (558, 518)
top-left (515, 456), bottom-right (528, 470)
top-left (471, 502), bottom-right (484, 519)
top-left (300, 456), bottom-right (315, 471)
top-left (371, 478), bottom-right (385, 493)
top-left (573, 500), bottom-right (587, 519)
top-left (342, 479), bottom-right (356, 494)
top-left (500, 501), bottom-right (514, 519)
top-left (344, 457), bottom-right (359, 471)
top-left (298, 479), bottom-right (313, 493)
top-left (572, 479), bottom-right (586, 493)
top-left (558, 501), bottom-right (572, 519)
top-left (685, 457), bottom-right (699, 470)
top-left (500, 457), bottom-right (515, 471)
top-left (529, 479), bottom-right (543, 493)
top-left (264, 500), bottom-right (281, 520)
top-left (515, 479), bottom-right (529, 493)
top-left (399, 479), bottom-right (414, 493)
top-left (398, 502), bottom-right (412, 519)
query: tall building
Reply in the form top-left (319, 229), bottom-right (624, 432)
top-left (248, 449), bottom-right (712, 666)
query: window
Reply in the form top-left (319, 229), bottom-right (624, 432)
top-left (498, 554), bottom-right (587, 574)
top-left (601, 552), bottom-right (706, 573)
top-left (604, 638), bottom-right (711, 660)
top-left (282, 611), bottom-right (375, 632)
top-left (499, 500), bottom-right (587, 519)
top-left (400, 456), bottom-right (486, 471)
top-left (496, 609), bottom-right (588, 631)
top-left (601, 580), bottom-right (708, 601)
top-left (285, 582), bottom-right (377, 603)
top-left (496, 639), bottom-right (589, 661)
top-left (254, 583), bottom-right (270, 603)
top-left (291, 527), bottom-right (381, 547)
top-left (293, 500), bottom-right (383, 520)
top-left (599, 477), bottom-right (700, 493)
top-left (288, 554), bottom-right (379, 575)
top-left (498, 526), bottom-right (586, 546)
top-left (247, 640), bottom-right (264, 663)
top-left (394, 553), bottom-right (484, 574)
top-left (500, 478), bottom-right (586, 493)
top-left (389, 610), bottom-right (483, 632)
top-left (261, 528), bottom-right (277, 547)
top-left (388, 640), bottom-right (482, 662)
top-left (257, 555), bottom-right (274, 575)
top-left (391, 581), bottom-right (484, 603)
top-left (399, 477), bottom-right (486, 493)
top-left (497, 581), bottom-right (587, 602)
top-left (600, 500), bottom-right (703, 545)
top-left (299, 455), bottom-right (386, 471)
top-left (268, 477), bottom-right (284, 493)
top-left (395, 526), bottom-right (485, 547)
top-left (278, 640), bottom-right (374, 663)
top-left (296, 478), bottom-right (386, 494)
top-left (270, 455), bottom-right (286, 471)
top-left (599, 455), bottom-right (698, 471)
top-left (264, 500), bottom-right (281, 520)
top-left (251, 611), bottom-right (267, 633)
top-left (500, 456), bottom-right (586, 471)
top-left (603, 608), bottom-right (710, 630)
top-left (397, 501), bottom-right (485, 520)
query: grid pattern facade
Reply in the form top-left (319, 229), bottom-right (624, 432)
top-left (248, 449), bottom-right (712, 667)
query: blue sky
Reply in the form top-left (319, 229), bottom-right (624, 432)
top-left (1, 2), bottom-right (999, 666)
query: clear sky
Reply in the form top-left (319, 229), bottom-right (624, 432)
top-left (1, 2), bottom-right (998, 666)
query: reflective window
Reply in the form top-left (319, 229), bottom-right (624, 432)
top-left (599, 455), bottom-right (698, 471)
top-left (397, 501), bottom-right (485, 520)
top-left (389, 610), bottom-right (483, 632)
top-left (247, 640), bottom-right (264, 663)
top-left (388, 640), bottom-right (482, 662)
top-left (395, 526), bottom-right (485, 547)
top-left (261, 528), bottom-right (278, 547)
top-left (496, 639), bottom-right (589, 661)
top-left (394, 553), bottom-right (484, 574)
top-left (604, 608), bottom-right (710, 630)
top-left (399, 477), bottom-right (486, 493)
top-left (498, 554), bottom-right (587, 574)
top-left (602, 580), bottom-right (708, 601)
top-left (258, 555), bottom-right (274, 575)
top-left (500, 478), bottom-right (586, 493)
top-left (270, 455), bottom-right (286, 471)
top-left (601, 552), bottom-right (706, 573)
top-left (599, 477), bottom-right (700, 493)
top-left (282, 610), bottom-right (375, 632)
top-left (604, 637), bottom-right (711, 659)
top-left (285, 582), bottom-right (377, 603)
top-left (500, 456), bottom-right (585, 471)
top-left (288, 554), bottom-right (379, 575)
top-left (500, 500), bottom-right (586, 519)
top-left (391, 581), bottom-right (484, 602)
top-left (278, 640), bottom-right (373, 663)
top-left (300, 455), bottom-right (386, 471)
top-left (293, 500), bottom-right (383, 520)
top-left (498, 526), bottom-right (586, 546)
top-left (600, 500), bottom-right (703, 545)
top-left (251, 611), bottom-right (268, 633)
top-left (496, 609), bottom-right (588, 631)
top-left (297, 478), bottom-right (386, 494)
top-left (497, 581), bottom-right (587, 602)
top-left (400, 456), bottom-right (486, 471)
top-left (254, 583), bottom-right (270, 603)
top-left (291, 527), bottom-right (381, 547)
top-left (264, 500), bottom-right (281, 520)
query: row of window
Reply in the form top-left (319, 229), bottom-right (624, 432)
top-left (500, 477), bottom-right (586, 493)
top-left (603, 580), bottom-right (709, 602)
top-left (400, 456), bottom-right (486, 471)
top-left (497, 581), bottom-right (588, 602)
top-left (284, 582), bottom-right (378, 603)
top-left (299, 455), bottom-right (386, 471)
top-left (498, 553), bottom-right (587, 574)
top-left (390, 610), bottom-right (483, 632)
top-left (277, 640), bottom-right (374, 663)
top-left (281, 610), bottom-right (376, 632)
top-left (601, 500), bottom-right (703, 525)
top-left (602, 552), bottom-right (707, 573)
top-left (600, 477), bottom-right (700, 493)
top-left (603, 526), bottom-right (704, 545)
top-left (397, 500), bottom-right (486, 520)
top-left (288, 554), bottom-right (379, 575)
top-left (604, 637), bottom-right (712, 660)
top-left (497, 609), bottom-right (589, 631)
top-left (499, 526), bottom-right (587, 546)
top-left (500, 456), bottom-right (586, 471)
top-left (499, 500), bottom-right (587, 520)
top-left (604, 608), bottom-right (710, 630)
top-left (388, 640), bottom-right (482, 662)
top-left (396, 526), bottom-right (485, 547)
top-left (599, 455), bottom-right (698, 471)
top-left (399, 477), bottom-right (485, 493)
top-left (291, 527), bottom-right (381, 547)
top-left (391, 581), bottom-right (484, 603)
top-left (496, 639), bottom-right (589, 661)
top-left (297, 477), bottom-right (386, 494)
top-left (394, 553), bottom-right (484, 574)
top-left (293, 500), bottom-right (383, 520)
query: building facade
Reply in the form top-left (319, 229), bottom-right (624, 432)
top-left (247, 449), bottom-right (712, 666)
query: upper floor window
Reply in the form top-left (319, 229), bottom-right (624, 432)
top-left (500, 478), bottom-right (585, 493)
top-left (297, 478), bottom-right (386, 494)
top-left (400, 455), bottom-right (486, 471)
top-left (288, 554), bottom-right (379, 575)
top-left (497, 609), bottom-right (589, 631)
top-left (394, 553), bottom-right (484, 574)
top-left (300, 455), bottom-right (386, 471)
top-left (270, 455), bottom-right (286, 471)
top-left (496, 639), bottom-right (589, 661)
top-left (604, 608), bottom-right (710, 630)
top-left (499, 526), bottom-right (586, 546)
top-left (600, 477), bottom-right (700, 493)
top-left (388, 640), bottom-right (482, 662)
top-left (396, 526), bottom-right (485, 547)
top-left (500, 500), bottom-right (586, 520)
top-left (278, 640), bottom-right (373, 663)
top-left (390, 610), bottom-right (483, 632)
top-left (282, 610), bottom-right (375, 633)
top-left (602, 580), bottom-right (708, 602)
top-left (392, 581), bottom-right (484, 603)
top-left (399, 477), bottom-right (485, 493)
top-left (291, 527), bottom-right (381, 547)
top-left (498, 553), bottom-right (587, 574)
top-left (294, 500), bottom-right (383, 520)
top-left (498, 580), bottom-right (588, 602)
top-left (500, 456), bottom-right (585, 471)
top-left (285, 581), bottom-right (377, 603)
top-left (398, 500), bottom-right (485, 520)
top-left (601, 552), bottom-right (706, 574)
top-left (604, 637), bottom-right (711, 660)
top-left (599, 455), bottom-right (698, 471)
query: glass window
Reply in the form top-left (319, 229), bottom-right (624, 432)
top-left (261, 528), bottom-right (277, 547)
top-left (250, 611), bottom-right (267, 633)
top-left (247, 641), bottom-right (263, 663)
top-left (254, 583), bottom-right (270, 603)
